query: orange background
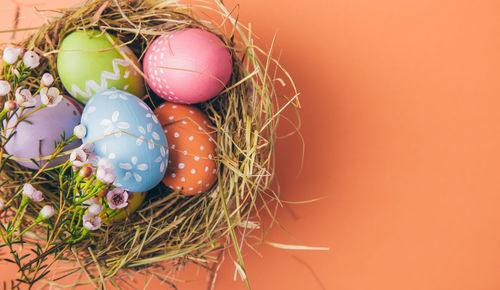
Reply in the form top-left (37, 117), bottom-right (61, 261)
top-left (2, 0), bottom-right (500, 289)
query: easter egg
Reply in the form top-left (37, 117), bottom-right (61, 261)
top-left (81, 89), bottom-right (168, 192)
top-left (144, 28), bottom-right (232, 104)
top-left (57, 29), bottom-right (145, 103)
top-left (3, 95), bottom-right (82, 170)
top-left (154, 102), bottom-right (217, 195)
top-left (105, 192), bottom-right (146, 222)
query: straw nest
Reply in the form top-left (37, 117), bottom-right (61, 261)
top-left (0, 0), bottom-right (299, 287)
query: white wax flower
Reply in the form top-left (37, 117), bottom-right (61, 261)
top-left (0, 80), bottom-right (11, 97)
top-left (40, 73), bottom-right (54, 87)
top-left (39, 205), bottom-right (55, 219)
top-left (3, 47), bottom-right (23, 65)
top-left (23, 51), bottom-right (40, 69)
top-left (96, 158), bottom-right (116, 185)
top-left (40, 87), bottom-right (62, 107)
top-left (73, 124), bottom-right (87, 139)
top-left (82, 212), bottom-right (101, 231)
top-left (22, 183), bottom-right (44, 202)
top-left (15, 87), bottom-right (35, 107)
top-left (88, 203), bottom-right (103, 216)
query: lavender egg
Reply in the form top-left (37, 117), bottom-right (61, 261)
top-left (3, 95), bottom-right (82, 170)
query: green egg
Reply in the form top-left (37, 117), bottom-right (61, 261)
top-left (57, 29), bottom-right (145, 103)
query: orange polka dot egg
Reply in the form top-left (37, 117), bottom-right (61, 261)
top-left (154, 103), bottom-right (217, 195)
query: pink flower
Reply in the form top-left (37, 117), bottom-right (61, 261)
top-left (70, 148), bottom-right (87, 168)
top-left (81, 143), bottom-right (97, 162)
top-left (82, 212), bottom-right (101, 231)
top-left (96, 158), bottom-right (116, 185)
top-left (106, 187), bottom-right (129, 210)
top-left (15, 87), bottom-right (35, 107)
top-left (70, 143), bottom-right (97, 168)
top-left (22, 183), bottom-right (43, 202)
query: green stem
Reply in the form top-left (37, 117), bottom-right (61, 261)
top-left (0, 108), bottom-right (7, 120)
top-left (18, 104), bottom-right (46, 122)
top-left (11, 219), bottom-right (40, 242)
top-left (68, 228), bottom-right (89, 244)
top-left (8, 196), bottom-right (29, 235)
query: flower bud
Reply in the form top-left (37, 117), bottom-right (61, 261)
top-left (98, 188), bottom-right (108, 197)
top-left (4, 100), bottom-right (17, 112)
top-left (73, 124), bottom-right (87, 139)
top-left (88, 203), bottom-right (103, 216)
top-left (0, 80), bottom-right (11, 97)
top-left (23, 51), bottom-right (40, 69)
top-left (40, 73), bottom-right (54, 87)
top-left (39, 205), bottom-right (55, 219)
top-left (79, 165), bottom-right (93, 178)
top-left (3, 47), bottom-right (23, 65)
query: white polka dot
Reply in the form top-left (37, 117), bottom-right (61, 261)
top-left (183, 150), bottom-right (187, 155)
top-left (188, 136), bottom-right (194, 141)
top-left (182, 121), bottom-right (187, 125)
top-left (174, 132), bottom-right (179, 138)
top-left (205, 166), bottom-right (209, 172)
top-left (189, 110), bottom-right (194, 114)
top-left (191, 169), bottom-right (196, 174)
top-left (200, 146), bottom-right (204, 150)
top-left (208, 154), bottom-right (213, 159)
top-left (206, 184), bottom-right (210, 188)
top-left (164, 129), bottom-right (168, 133)
top-left (171, 173), bottom-right (176, 178)
top-left (189, 187), bottom-right (193, 191)
top-left (171, 144), bottom-right (176, 149)
top-left (197, 191), bottom-right (202, 194)
top-left (194, 156), bottom-right (200, 161)
top-left (198, 180), bottom-right (202, 184)
top-left (176, 186), bottom-right (181, 189)
top-left (168, 116), bottom-right (174, 120)
top-left (181, 177), bottom-right (186, 182)
top-left (172, 105), bottom-right (177, 109)
top-left (178, 163), bottom-right (184, 169)
top-left (212, 169), bottom-right (216, 174)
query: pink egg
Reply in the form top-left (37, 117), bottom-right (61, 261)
top-left (143, 28), bottom-right (232, 104)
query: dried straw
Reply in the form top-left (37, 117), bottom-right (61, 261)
top-left (0, 0), bottom-right (299, 287)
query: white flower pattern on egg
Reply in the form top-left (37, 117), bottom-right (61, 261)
top-left (120, 156), bottom-right (148, 182)
top-left (100, 111), bottom-right (130, 137)
top-left (136, 123), bottom-right (161, 150)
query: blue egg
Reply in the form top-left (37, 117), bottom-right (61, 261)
top-left (81, 89), bottom-right (168, 192)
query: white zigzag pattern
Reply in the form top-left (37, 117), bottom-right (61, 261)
top-left (70, 48), bottom-right (138, 100)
